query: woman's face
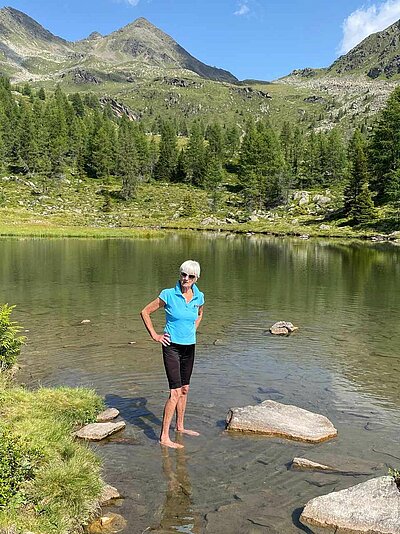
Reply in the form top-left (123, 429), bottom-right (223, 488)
top-left (179, 271), bottom-right (197, 289)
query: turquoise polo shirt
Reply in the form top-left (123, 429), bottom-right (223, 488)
top-left (159, 281), bottom-right (205, 345)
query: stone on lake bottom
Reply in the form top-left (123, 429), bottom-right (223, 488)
top-left (96, 408), bottom-right (120, 422)
top-left (80, 319), bottom-right (91, 324)
top-left (74, 421), bottom-right (126, 441)
top-left (100, 485), bottom-right (121, 506)
top-left (226, 400), bottom-right (337, 443)
top-left (292, 457), bottom-right (334, 471)
top-left (88, 513), bottom-right (127, 534)
top-left (301, 476), bottom-right (400, 534)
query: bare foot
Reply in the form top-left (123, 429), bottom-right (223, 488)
top-left (159, 438), bottom-right (184, 449)
top-left (176, 428), bottom-right (200, 436)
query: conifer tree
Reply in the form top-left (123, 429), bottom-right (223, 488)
top-left (117, 116), bottom-right (139, 199)
top-left (351, 182), bottom-right (375, 224)
top-left (344, 129), bottom-right (374, 222)
top-left (184, 121), bottom-right (207, 186)
top-left (369, 86), bottom-right (400, 202)
top-left (154, 120), bottom-right (178, 181)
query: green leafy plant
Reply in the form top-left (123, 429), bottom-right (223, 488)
top-left (0, 304), bottom-right (25, 371)
top-left (0, 424), bottom-right (42, 507)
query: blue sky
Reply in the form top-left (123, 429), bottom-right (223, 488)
top-left (2, 0), bottom-right (400, 80)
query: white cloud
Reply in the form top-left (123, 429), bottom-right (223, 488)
top-left (234, 2), bottom-right (250, 16)
top-left (339, 0), bottom-right (400, 54)
top-left (124, 0), bottom-right (140, 5)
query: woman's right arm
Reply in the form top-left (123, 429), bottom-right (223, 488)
top-left (140, 298), bottom-right (170, 346)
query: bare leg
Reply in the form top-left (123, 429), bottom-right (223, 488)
top-left (160, 388), bottom-right (184, 449)
top-left (175, 385), bottom-right (200, 436)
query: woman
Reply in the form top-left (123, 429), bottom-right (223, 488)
top-left (140, 260), bottom-right (204, 449)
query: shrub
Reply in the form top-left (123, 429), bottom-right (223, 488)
top-left (0, 305), bottom-right (25, 372)
top-left (0, 424), bottom-right (42, 508)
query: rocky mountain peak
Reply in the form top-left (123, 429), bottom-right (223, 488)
top-left (86, 31), bottom-right (102, 40)
top-left (0, 6), bottom-right (68, 44)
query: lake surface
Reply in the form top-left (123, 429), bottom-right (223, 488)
top-left (1, 233), bottom-right (400, 533)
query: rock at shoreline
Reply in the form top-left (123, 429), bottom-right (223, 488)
top-left (74, 421), bottom-right (126, 441)
top-left (269, 321), bottom-right (298, 335)
top-left (88, 513), bottom-right (127, 533)
top-left (96, 408), bottom-right (120, 422)
top-left (226, 400), bottom-right (337, 443)
top-left (292, 457), bottom-right (334, 471)
top-left (301, 476), bottom-right (400, 533)
top-left (100, 484), bottom-right (122, 506)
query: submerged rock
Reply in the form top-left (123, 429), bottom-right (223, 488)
top-left (269, 321), bottom-right (298, 335)
top-left (96, 408), bottom-right (120, 422)
top-left (301, 476), bottom-right (400, 533)
top-left (74, 421), bottom-right (126, 441)
top-left (100, 484), bottom-right (122, 506)
top-left (88, 513), bottom-right (127, 533)
top-left (292, 457), bottom-right (334, 471)
top-left (226, 400), bottom-right (337, 443)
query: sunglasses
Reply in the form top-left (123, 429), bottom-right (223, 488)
top-left (180, 271), bottom-right (196, 280)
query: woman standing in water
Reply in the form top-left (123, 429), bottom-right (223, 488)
top-left (140, 260), bottom-right (204, 449)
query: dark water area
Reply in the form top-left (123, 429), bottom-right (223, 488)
top-left (1, 233), bottom-right (399, 533)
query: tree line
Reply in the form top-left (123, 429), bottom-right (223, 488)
top-left (1, 76), bottom-right (400, 224)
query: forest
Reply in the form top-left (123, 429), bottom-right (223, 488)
top-left (0, 76), bottom-right (399, 228)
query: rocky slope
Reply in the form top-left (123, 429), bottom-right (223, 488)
top-left (0, 7), bottom-right (237, 83)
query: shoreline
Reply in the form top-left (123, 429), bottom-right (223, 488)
top-left (0, 220), bottom-right (399, 243)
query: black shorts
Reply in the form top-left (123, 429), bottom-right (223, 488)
top-left (162, 343), bottom-right (195, 390)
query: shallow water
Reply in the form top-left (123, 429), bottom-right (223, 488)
top-left (1, 234), bottom-right (400, 533)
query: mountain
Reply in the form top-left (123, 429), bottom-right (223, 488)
top-left (0, 7), bottom-right (237, 83)
top-left (328, 19), bottom-right (400, 79)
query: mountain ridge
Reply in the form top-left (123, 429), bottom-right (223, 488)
top-left (0, 7), bottom-right (237, 83)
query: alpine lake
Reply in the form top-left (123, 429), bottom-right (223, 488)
top-left (1, 232), bottom-right (399, 534)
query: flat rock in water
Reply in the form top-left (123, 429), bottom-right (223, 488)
top-left (74, 421), bottom-right (125, 441)
top-left (301, 476), bottom-right (400, 533)
top-left (226, 400), bottom-right (337, 443)
top-left (100, 484), bottom-right (121, 506)
top-left (96, 408), bottom-right (120, 422)
top-left (292, 457), bottom-right (334, 471)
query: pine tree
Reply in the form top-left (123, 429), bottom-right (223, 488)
top-left (184, 121), bottom-right (207, 186)
top-left (369, 86), bottom-right (400, 203)
top-left (344, 129), bottom-right (374, 223)
top-left (153, 120), bottom-right (178, 181)
top-left (351, 182), bottom-right (375, 224)
top-left (117, 117), bottom-right (139, 199)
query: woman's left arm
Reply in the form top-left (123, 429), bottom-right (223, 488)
top-left (195, 305), bottom-right (204, 330)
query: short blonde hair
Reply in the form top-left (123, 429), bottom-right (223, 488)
top-left (180, 260), bottom-right (201, 278)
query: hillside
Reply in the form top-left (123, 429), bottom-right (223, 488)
top-left (328, 19), bottom-right (400, 79)
top-left (0, 7), bottom-right (399, 132)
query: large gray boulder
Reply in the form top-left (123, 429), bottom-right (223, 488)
top-left (226, 400), bottom-right (337, 443)
top-left (74, 421), bottom-right (126, 441)
top-left (301, 476), bottom-right (400, 533)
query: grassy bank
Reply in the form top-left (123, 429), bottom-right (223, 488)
top-left (0, 373), bottom-right (105, 534)
top-left (1, 174), bottom-right (399, 241)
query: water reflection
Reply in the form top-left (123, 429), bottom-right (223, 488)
top-left (156, 443), bottom-right (201, 534)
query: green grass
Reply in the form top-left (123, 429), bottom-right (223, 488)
top-left (0, 375), bottom-right (105, 534)
top-left (1, 174), bottom-right (399, 240)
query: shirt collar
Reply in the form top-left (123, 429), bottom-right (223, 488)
top-left (175, 280), bottom-right (200, 297)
